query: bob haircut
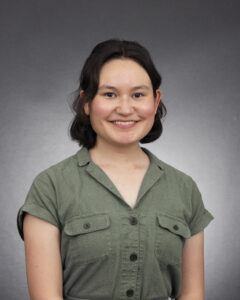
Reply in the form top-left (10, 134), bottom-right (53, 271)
top-left (69, 38), bottom-right (167, 149)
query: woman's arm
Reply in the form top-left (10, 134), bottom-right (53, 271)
top-left (176, 230), bottom-right (204, 300)
top-left (23, 213), bottom-right (63, 300)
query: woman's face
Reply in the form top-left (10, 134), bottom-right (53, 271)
top-left (83, 58), bottom-right (162, 148)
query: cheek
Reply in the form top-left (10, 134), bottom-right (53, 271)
top-left (138, 102), bottom-right (156, 118)
top-left (91, 101), bottom-right (110, 119)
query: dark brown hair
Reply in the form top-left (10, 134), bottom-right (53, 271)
top-left (69, 38), bottom-right (167, 149)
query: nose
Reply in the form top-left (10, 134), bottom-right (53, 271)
top-left (115, 95), bottom-right (134, 115)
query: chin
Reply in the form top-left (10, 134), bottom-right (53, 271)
top-left (113, 139), bottom-right (140, 146)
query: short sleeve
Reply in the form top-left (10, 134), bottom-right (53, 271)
top-left (188, 178), bottom-right (214, 237)
top-left (17, 170), bottom-right (61, 241)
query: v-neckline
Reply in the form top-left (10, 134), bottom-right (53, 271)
top-left (85, 147), bottom-right (164, 210)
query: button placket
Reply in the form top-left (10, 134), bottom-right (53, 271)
top-left (120, 216), bottom-right (140, 299)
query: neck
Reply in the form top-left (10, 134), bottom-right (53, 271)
top-left (88, 140), bottom-right (149, 168)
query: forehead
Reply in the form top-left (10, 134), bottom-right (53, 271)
top-left (98, 58), bottom-right (151, 85)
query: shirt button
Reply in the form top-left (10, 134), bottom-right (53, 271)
top-left (129, 216), bottom-right (138, 225)
top-left (126, 289), bottom-right (134, 297)
top-left (83, 222), bottom-right (91, 229)
top-left (130, 253), bottom-right (138, 261)
top-left (173, 224), bottom-right (179, 230)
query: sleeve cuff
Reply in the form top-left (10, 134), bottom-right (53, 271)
top-left (17, 203), bottom-right (60, 241)
top-left (189, 208), bottom-right (214, 237)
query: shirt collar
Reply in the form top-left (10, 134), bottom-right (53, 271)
top-left (76, 146), bottom-right (165, 171)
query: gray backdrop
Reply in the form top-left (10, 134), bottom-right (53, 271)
top-left (1, 0), bottom-right (239, 299)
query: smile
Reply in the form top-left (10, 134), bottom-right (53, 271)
top-left (110, 120), bottom-right (138, 129)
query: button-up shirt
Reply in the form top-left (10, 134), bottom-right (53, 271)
top-left (17, 146), bottom-right (214, 300)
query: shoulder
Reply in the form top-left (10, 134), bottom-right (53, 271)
top-left (161, 159), bottom-right (191, 180)
top-left (143, 146), bottom-right (195, 187)
top-left (161, 160), bottom-right (195, 187)
top-left (33, 151), bottom-right (79, 186)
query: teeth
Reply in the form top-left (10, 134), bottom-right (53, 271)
top-left (113, 121), bottom-right (136, 125)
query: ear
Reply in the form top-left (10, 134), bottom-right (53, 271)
top-left (80, 90), bottom-right (84, 98)
top-left (154, 89), bottom-right (162, 114)
top-left (80, 90), bottom-right (90, 116)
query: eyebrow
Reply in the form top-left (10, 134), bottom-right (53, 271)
top-left (98, 85), bottom-right (150, 91)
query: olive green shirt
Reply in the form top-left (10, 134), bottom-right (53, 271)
top-left (17, 146), bottom-right (214, 300)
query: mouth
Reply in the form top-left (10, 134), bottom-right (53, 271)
top-left (109, 120), bottom-right (139, 124)
top-left (109, 120), bottom-right (139, 129)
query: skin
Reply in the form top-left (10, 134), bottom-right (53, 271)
top-left (23, 214), bottom-right (63, 300)
top-left (23, 57), bottom-right (204, 300)
top-left (82, 58), bottom-right (162, 167)
top-left (177, 231), bottom-right (204, 300)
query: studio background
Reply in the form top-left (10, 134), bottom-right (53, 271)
top-left (0, 0), bottom-right (239, 299)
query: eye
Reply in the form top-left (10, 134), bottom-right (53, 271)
top-left (133, 92), bottom-right (144, 98)
top-left (104, 92), bottom-right (116, 98)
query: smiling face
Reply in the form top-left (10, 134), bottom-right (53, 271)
top-left (83, 58), bottom-right (162, 149)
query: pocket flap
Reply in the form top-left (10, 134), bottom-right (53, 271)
top-left (157, 214), bottom-right (191, 239)
top-left (64, 214), bottom-right (110, 236)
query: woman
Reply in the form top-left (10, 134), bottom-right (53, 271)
top-left (17, 39), bottom-right (214, 300)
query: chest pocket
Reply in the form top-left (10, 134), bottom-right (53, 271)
top-left (155, 213), bottom-right (191, 266)
top-left (64, 213), bottom-right (111, 265)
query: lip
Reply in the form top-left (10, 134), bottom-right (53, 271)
top-left (110, 120), bottom-right (138, 129)
top-left (109, 120), bottom-right (139, 122)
